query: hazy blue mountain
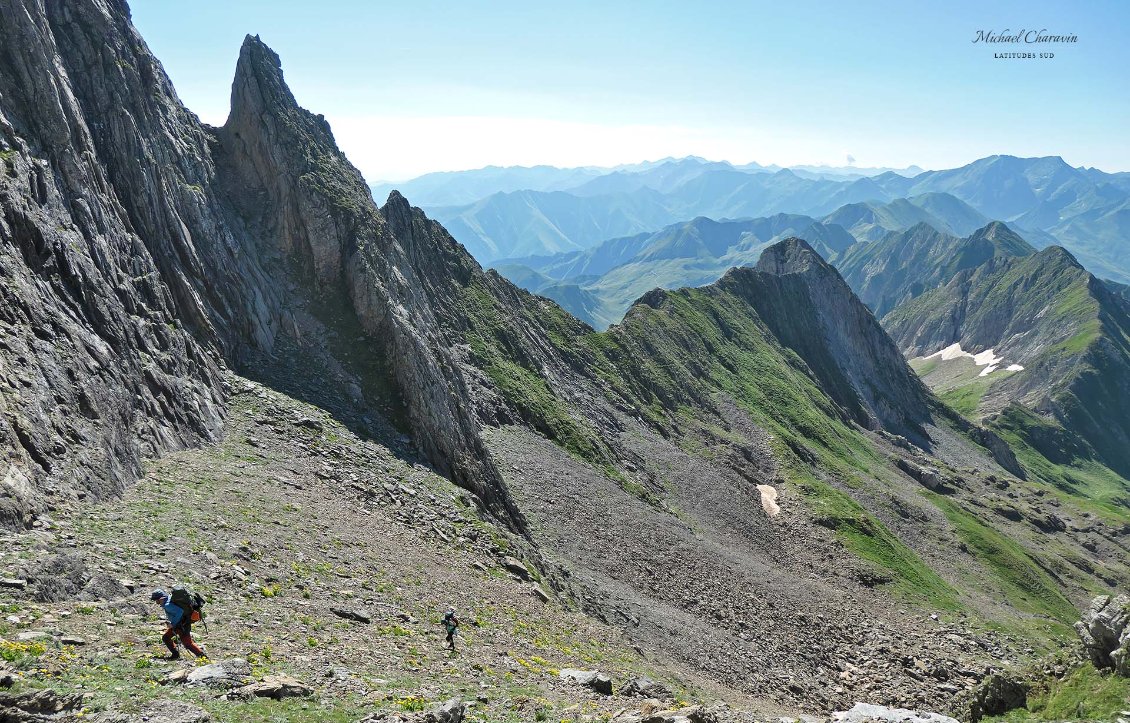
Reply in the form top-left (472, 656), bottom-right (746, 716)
top-left (494, 214), bottom-right (855, 328)
top-left (869, 156), bottom-right (1130, 281)
top-left (432, 188), bottom-right (678, 261)
top-left (822, 193), bottom-right (988, 243)
top-left (565, 157), bottom-right (738, 197)
top-left (394, 154), bottom-right (1130, 281)
top-left (370, 165), bottom-right (605, 206)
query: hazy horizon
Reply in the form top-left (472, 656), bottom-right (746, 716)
top-left (131, 1), bottom-right (1130, 181)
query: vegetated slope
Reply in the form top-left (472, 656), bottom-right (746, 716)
top-left (3, 1), bottom-right (1130, 718)
top-left (0, 376), bottom-right (757, 723)
top-left (884, 244), bottom-right (1130, 480)
top-left (835, 221), bottom-right (1035, 317)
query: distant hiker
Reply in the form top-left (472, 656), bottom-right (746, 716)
top-left (151, 588), bottom-right (206, 660)
top-left (442, 608), bottom-right (459, 650)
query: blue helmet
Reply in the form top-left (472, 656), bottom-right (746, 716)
top-left (150, 589), bottom-right (167, 601)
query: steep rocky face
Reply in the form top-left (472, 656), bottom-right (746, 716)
top-left (0, 3), bottom-right (518, 527)
top-left (749, 239), bottom-right (934, 438)
top-left (0, 0), bottom-right (226, 525)
top-left (836, 221), bottom-right (1034, 317)
top-left (213, 37), bottom-right (514, 522)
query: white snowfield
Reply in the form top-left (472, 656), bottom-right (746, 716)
top-left (923, 343), bottom-right (1024, 377)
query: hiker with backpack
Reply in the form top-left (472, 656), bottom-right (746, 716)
top-left (151, 588), bottom-right (206, 660)
top-left (442, 608), bottom-right (459, 651)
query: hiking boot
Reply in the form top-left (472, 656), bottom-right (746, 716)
top-left (167, 651), bottom-right (181, 660)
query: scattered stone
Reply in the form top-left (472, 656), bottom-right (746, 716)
top-left (16, 631), bottom-right (51, 642)
top-left (78, 574), bottom-right (132, 601)
top-left (60, 635), bottom-right (87, 646)
top-left (230, 674), bottom-right (313, 700)
top-left (294, 417), bottom-right (323, 431)
top-left (330, 607), bottom-right (372, 624)
top-left (620, 675), bottom-right (673, 700)
top-left (93, 699), bottom-right (212, 723)
top-left (0, 578), bottom-right (27, 590)
top-left (171, 658), bottom-right (251, 689)
top-left (23, 553), bottom-right (87, 602)
top-left (500, 556), bottom-right (530, 580)
top-left (559, 668), bottom-right (613, 695)
top-left (611, 705), bottom-right (717, 723)
top-left (360, 698), bottom-right (464, 722)
top-left (531, 585), bottom-right (550, 603)
top-left (0, 688), bottom-right (84, 718)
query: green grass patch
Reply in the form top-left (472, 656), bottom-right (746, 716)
top-left (986, 663), bottom-right (1130, 721)
top-left (990, 404), bottom-right (1130, 525)
top-left (929, 495), bottom-right (1077, 623)
top-left (795, 471), bottom-right (960, 610)
top-left (938, 377), bottom-right (995, 418)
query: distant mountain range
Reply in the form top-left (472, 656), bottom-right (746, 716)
top-left (377, 155), bottom-right (1130, 283)
top-left (369, 157), bottom-right (924, 208)
top-left (492, 194), bottom-right (1001, 328)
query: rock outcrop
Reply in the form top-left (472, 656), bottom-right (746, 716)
top-left (0, 0), bottom-right (227, 526)
top-left (1075, 594), bottom-right (1130, 675)
top-left (0, 2), bottom-right (521, 527)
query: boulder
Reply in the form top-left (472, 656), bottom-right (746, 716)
top-left (230, 674), bottom-right (313, 700)
top-left (832, 703), bottom-right (958, 723)
top-left (559, 668), bottom-right (613, 695)
top-left (611, 706), bottom-right (717, 723)
top-left (330, 607), bottom-right (372, 624)
top-left (1075, 594), bottom-right (1130, 674)
top-left (93, 700), bottom-right (211, 723)
top-left (964, 673), bottom-right (1029, 722)
top-left (620, 675), bottom-right (673, 700)
top-left (23, 553), bottom-right (86, 602)
top-left (0, 688), bottom-right (83, 719)
top-left (78, 574), bottom-right (133, 602)
top-left (169, 658), bottom-right (251, 689)
top-left (500, 556), bottom-right (530, 580)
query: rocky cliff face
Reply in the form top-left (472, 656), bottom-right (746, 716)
top-left (750, 238), bottom-right (934, 439)
top-left (0, 2), bottom-right (519, 526)
top-left (0, 0), bottom-right (227, 526)
top-left (214, 36), bottom-right (514, 522)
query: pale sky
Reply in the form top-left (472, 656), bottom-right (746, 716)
top-left (131, 1), bottom-right (1130, 182)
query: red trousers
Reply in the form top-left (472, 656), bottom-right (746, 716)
top-left (163, 625), bottom-right (204, 657)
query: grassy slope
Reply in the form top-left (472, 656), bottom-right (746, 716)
top-left (0, 381), bottom-right (704, 722)
top-left (462, 256), bottom-right (1124, 640)
top-left (458, 271), bottom-right (961, 610)
top-left (985, 662), bottom-right (1130, 722)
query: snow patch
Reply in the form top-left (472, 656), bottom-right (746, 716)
top-left (756, 484), bottom-right (780, 517)
top-left (924, 343), bottom-right (1023, 376)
